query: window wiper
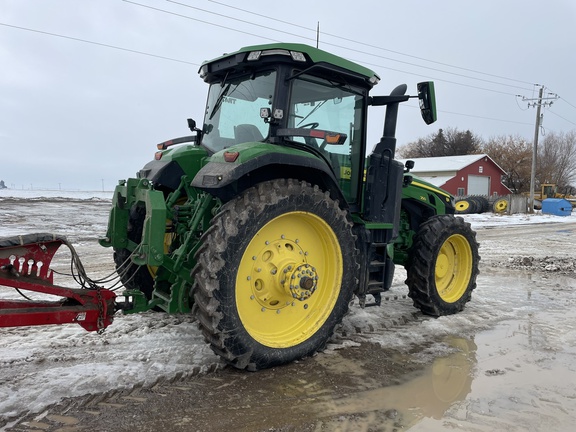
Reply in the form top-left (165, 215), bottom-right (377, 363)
top-left (297, 99), bottom-right (327, 126)
top-left (208, 82), bottom-right (232, 121)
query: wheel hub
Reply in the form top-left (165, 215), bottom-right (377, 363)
top-left (246, 236), bottom-right (319, 310)
top-left (285, 263), bottom-right (318, 301)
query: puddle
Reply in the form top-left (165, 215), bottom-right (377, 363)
top-left (308, 337), bottom-right (476, 431)
top-left (410, 312), bottom-right (576, 431)
top-left (308, 274), bottom-right (576, 431)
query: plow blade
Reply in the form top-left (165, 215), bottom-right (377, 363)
top-left (0, 233), bottom-right (115, 332)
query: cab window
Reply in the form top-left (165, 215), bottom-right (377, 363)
top-left (288, 74), bottom-right (365, 203)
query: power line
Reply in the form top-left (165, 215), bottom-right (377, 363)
top-left (558, 96), bottom-right (576, 111)
top-left (0, 22), bottom-right (199, 66)
top-left (0, 8), bottom-right (568, 131)
top-left (204, 0), bottom-right (535, 87)
top-left (439, 109), bottom-right (533, 126)
top-left (161, 0), bottom-right (534, 92)
top-left (123, 1), bottom-right (280, 43)
top-left (547, 109), bottom-right (576, 127)
top-left (402, 104), bottom-right (532, 126)
top-left (356, 58), bottom-right (521, 97)
top-left (0, 18), bottom-right (519, 99)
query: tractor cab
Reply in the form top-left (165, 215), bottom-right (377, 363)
top-left (193, 43), bottom-right (435, 212)
top-left (197, 43), bottom-right (377, 206)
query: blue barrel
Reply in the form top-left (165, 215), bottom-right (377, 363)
top-left (541, 198), bottom-right (572, 216)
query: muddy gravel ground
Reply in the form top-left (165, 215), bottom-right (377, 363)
top-left (1, 198), bottom-right (575, 432)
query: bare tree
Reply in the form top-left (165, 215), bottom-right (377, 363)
top-left (482, 135), bottom-right (532, 193)
top-left (537, 131), bottom-right (576, 189)
top-left (398, 127), bottom-right (482, 158)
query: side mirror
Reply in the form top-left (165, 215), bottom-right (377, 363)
top-left (187, 118), bottom-right (197, 132)
top-left (417, 81), bottom-right (437, 125)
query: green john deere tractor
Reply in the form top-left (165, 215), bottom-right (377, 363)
top-left (100, 43), bottom-right (480, 371)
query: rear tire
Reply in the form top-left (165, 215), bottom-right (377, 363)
top-left (192, 179), bottom-right (358, 370)
top-left (405, 215), bottom-right (479, 316)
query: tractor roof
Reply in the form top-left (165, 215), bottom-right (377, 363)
top-left (200, 42), bottom-right (380, 87)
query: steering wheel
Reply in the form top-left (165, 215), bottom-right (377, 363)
top-left (299, 122), bottom-right (319, 129)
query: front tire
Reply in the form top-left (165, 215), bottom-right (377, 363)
top-left (192, 179), bottom-right (358, 370)
top-left (113, 204), bottom-right (155, 298)
top-left (405, 215), bottom-right (480, 316)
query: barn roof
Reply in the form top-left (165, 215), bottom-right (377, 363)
top-left (398, 154), bottom-right (506, 174)
top-left (414, 175), bottom-right (453, 187)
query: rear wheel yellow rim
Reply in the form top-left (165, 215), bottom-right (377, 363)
top-left (455, 200), bottom-right (470, 212)
top-left (236, 211), bottom-right (342, 348)
top-left (435, 234), bottom-right (473, 303)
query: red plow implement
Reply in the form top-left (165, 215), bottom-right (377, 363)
top-left (0, 233), bottom-right (115, 332)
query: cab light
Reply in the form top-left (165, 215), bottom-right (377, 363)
top-left (224, 151), bottom-right (239, 162)
top-left (261, 49), bottom-right (290, 57)
top-left (199, 64), bottom-right (209, 78)
top-left (155, 151), bottom-right (163, 160)
top-left (369, 74), bottom-right (380, 85)
top-left (247, 51), bottom-right (262, 61)
top-left (290, 51), bottom-right (306, 62)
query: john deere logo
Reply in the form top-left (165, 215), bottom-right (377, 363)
top-left (340, 167), bottom-right (352, 179)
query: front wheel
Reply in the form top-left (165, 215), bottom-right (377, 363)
top-left (192, 179), bottom-right (358, 370)
top-left (113, 204), bottom-right (155, 298)
top-left (405, 215), bottom-right (480, 316)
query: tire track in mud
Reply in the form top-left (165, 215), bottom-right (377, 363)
top-left (3, 201), bottom-right (574, 431)
top-left (2, 295), bottom-right (428, 431)
top-left (1, 363), bottom-right (223, 431)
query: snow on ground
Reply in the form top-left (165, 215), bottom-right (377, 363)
top-left (463, 209), bottom-right (576, 228)
top-left (0, 189), bottom-right (112, 201)
top-left (0, 191), bottom-right (575, 424)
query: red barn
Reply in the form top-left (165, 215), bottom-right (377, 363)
top-left (398, 154), bottom-right (512, 197)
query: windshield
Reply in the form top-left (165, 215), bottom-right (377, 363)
top-left (202, 71), bottom-right (276, 153)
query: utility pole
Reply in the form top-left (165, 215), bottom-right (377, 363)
top-left (518, 85), bottom-right (559, 213)
top-left (528, 86), bottom-right (543, 214)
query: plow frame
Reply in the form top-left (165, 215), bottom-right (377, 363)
top-left (0, 234), bottom-right (115, 332)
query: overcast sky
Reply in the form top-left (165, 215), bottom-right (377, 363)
top-left (1, 0), bottom-right (575, 191)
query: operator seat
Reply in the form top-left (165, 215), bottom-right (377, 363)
top-left (234, 124), bottom-right (264, 144)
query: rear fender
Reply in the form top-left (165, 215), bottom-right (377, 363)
top-left (191, 148), bottom-right (345, 204)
